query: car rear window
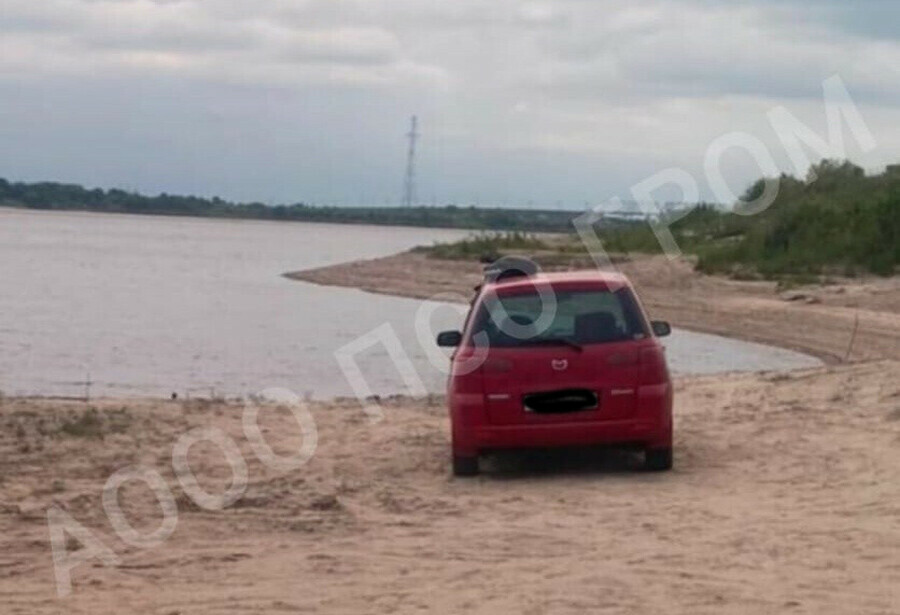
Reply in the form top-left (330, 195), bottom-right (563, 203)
top-left (469, 287), bottom-right (647, 348)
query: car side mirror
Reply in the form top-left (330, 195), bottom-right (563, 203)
top-left (436, 330), bottom-right (463, 347)
top-left (651, 321), bottom-right (672, 337)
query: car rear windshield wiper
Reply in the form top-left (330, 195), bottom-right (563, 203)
top-left (529, 337), bottom-right (584, 352)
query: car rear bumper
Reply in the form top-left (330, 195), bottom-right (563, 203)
top-left (450, 383), bottom-right (672, 455)
top-left (471, 419), bottom-right (664, 450)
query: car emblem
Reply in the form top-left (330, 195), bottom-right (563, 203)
top-left (551, 359), bottom-right (568, 371)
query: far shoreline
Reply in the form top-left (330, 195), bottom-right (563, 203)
top-left (0, 203), bottom-right (470, 233)
top-left (0, 202), bottom-right (576, 234)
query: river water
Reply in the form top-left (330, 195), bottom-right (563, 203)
top-left (0, 209), bottom-right (821, 399)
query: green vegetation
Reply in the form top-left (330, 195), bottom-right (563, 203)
top-left (0, 177), bottom-right (581, 233)
top-left (605, 160), bottom-right (898, 278)
top-left (416, 232), bottom-right (550, 262)
top-left (419, 231), bottom-right (636, 270)
top-left (420, 160), bottom-right (900, 278)
top-left (59, 408), bottom-right (104, 438)
top-left (694, 161), bottom-right (899, 277)
top-left (58, 407), bottom-right (132, 438)
top-left (593, 203), bottom-right (747, 256)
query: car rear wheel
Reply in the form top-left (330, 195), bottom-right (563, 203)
top-left (452, 454), bottom-right (479, 477)
top-left (644, 447), bottom-right (673, 471)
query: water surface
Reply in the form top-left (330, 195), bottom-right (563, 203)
top-left (0, 209), bottom-right (820, 399)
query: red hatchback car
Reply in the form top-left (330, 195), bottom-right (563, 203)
top-left (437, 264), bottom-right (673, 476)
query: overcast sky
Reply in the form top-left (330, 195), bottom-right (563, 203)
top-left (0, 0), bottom-right (898, 208)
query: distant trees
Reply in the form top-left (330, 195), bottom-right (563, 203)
top-left (697, 160), bottom-right (899, 276)
top-left (0, 179), bottom-right (579, 233)
top-left (419, 231), bottom-right (550, 262)
top-left (589, 159), bottom-right (899, 277)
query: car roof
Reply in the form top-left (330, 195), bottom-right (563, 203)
top-left (484, 270), bottom-right (631, 293)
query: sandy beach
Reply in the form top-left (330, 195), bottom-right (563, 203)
top-left (2, 252), bottom-right (899, 613)
top-left (2, 360), bottom-right (899, 614)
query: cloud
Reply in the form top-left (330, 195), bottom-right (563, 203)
top-left (0, 0), bottom-right (443, 87)
top-left (726, 0), bottom-right (900, 42)
top-left (0, 0), bottom-right (897, 205)
top-left (274, 28), bottom-right (402, 66)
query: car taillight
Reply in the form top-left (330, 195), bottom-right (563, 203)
top-left (639, 346), bottom-right (669, 385)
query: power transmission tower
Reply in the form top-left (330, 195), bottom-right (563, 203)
top-left (402, 115), bottom-right (419, 207)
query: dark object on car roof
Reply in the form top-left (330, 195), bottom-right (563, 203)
top-left (482, 255), bottom-right (540, 283)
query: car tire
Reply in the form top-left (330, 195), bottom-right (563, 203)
top-left (452, 454), bottom-right (479, 477)
top-left (644, 447), bottom-right (673, 472)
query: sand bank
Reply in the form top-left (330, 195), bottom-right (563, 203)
top-left (2, 360), bottom-right (899, 613)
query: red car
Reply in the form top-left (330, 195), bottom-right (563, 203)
top-left (437, 263), bottom-right (673, 476)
